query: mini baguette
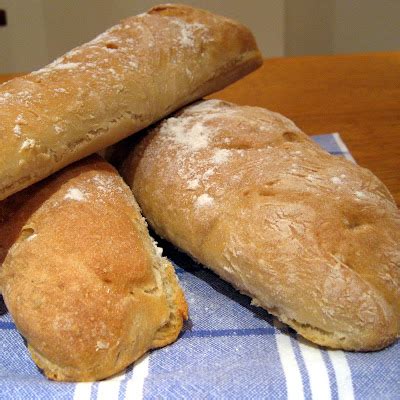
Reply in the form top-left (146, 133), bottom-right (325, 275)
top-left (0, 155), bottom-right (187, 381)
top-left (0, 4), bottom-right (261, 201)
top-left (120, 99), bottom-right (400, 351)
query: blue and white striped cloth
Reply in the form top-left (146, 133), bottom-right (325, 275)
top-left (1, 133), bottom-right (399, 399)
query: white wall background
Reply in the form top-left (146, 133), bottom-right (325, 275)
top-left (285, 0), bottom-right (335, 55)
top-left (0, 0), bottom-right (399, 73)
top-left (285, 0), bottom-right (400, 55)
top-left (0, 0), bottom-right (48, 73)
top-left (333, 0), bottom-right (400, 54)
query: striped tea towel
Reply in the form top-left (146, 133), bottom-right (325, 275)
top-left (1, 133), bottom-right (399, 400)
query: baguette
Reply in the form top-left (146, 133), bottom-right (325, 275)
top-left (120, 99), bottom-right (400, 351)
top-left (0, 4), bottom-right (261, 201)
top-left (0, 155), bottom-right (187, 381)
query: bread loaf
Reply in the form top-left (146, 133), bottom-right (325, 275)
top-left (0, 4), bottom-right (261, 201)
top-left (120, 99), bottom-right (400, 351)
top-left (0, 155), bottom-right (187, 381)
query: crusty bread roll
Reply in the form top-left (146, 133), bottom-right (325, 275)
top-left (0, 155), bottom-right (187, 381)
top-left (120, 99), bottom-right (400, 351)
top-left (0, 4), bottom-right (261, 201)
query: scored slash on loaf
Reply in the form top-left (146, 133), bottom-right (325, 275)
top-left (0, 4), bottom-right (262, 201)
top-left (120, 99), bottom-right (400, 351)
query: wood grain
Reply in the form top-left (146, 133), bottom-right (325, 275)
top-left (1, 51), bottom-right (399, 204)
top-left (209, 51), bottom-right (400, 206)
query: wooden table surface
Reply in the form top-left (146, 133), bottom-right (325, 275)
top-left (2, 51), bottom-right (399, 204)
top-left (210, 51), bottom-right (400, 206)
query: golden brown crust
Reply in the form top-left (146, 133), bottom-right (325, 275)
top-left (0, 4), bottom-right (262, 201)
top-left (121, 99), bottom-right (400, 351)
top-left (0, 155), bottom-right (187, 381)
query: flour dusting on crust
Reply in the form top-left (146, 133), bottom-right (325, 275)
top-left (159, 118), bottom-right (212, 151)
top-left (64, 188), bottom-right (87, 201)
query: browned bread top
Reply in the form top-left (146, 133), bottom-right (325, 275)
top-left (0, 4), bottom-right (262, 201)
top-left (0, 155), bottom-right (187, 381)
top-left (121, 99), bottom-right (400, 351)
